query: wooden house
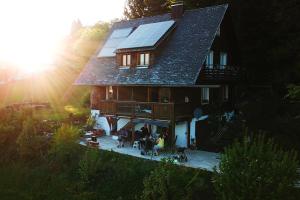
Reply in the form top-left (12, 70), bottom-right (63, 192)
top-left (75, 3), bottom-right (240, 148)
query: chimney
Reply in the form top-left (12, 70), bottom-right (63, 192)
top-left (171, 1), bottom-right (184, 19)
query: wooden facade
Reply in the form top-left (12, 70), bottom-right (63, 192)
top-left (85, 5), bottom-right (240, 147)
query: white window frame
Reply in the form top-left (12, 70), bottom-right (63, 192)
top-left (201, 87), bottom-right (210, 104)
top-left (220, 52), bottom-right (227, 69)
top-left (205, 51), bottom-right (214, 69)
top-left (120, 54), bottom-right (131, 69)
top-left (138, 53), bottom-right (150, 68)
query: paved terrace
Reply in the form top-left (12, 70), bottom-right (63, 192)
top-left (80, 136), bottom-right (220, 172)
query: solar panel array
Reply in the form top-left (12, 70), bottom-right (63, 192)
top-left (116, 20), bottom-right (175, 50)
top-left (98, 27), bottom-right (133, 57)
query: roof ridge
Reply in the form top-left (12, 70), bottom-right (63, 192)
top-left (183, 4), bottom-right (229, 14)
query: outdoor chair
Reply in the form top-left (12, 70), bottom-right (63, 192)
top-left (132, 141), bottom-right (140, 149)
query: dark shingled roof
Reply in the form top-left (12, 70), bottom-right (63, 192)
top-left (75, 4), bottom-right (228, 86)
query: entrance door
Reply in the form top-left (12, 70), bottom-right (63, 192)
top-left (195, 120), bottom-right (208, 149)
top-left (175, 121), bottom-right (188, 148)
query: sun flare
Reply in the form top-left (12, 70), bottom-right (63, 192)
top-left (0, 0), bottom-right (125, 74)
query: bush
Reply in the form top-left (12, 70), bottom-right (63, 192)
top-left (213, 135), bottom-right (299, 200)
top-left (16, 118), bottom-right (44, 161)
top-left (50, 124), bottom-right (81, 166)
top-left (78, 148), bottom-right (102, 186)
top-left (142, 159), bottom-right (215, 200)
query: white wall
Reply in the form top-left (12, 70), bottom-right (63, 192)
top-left (96, 117), bottom-right (111, 135)
top-left (91, 110), bottom-right (110, 135)
top-left (190, 118), bottom-right (197, 144)
top-left (190, 115), bottom-right (209, 144)
top-left (175, 121), bottom-right (188, 148)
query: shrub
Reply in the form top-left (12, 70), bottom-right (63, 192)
top-left (142, 159), bottom-right (173, 200)
top-left (78, 149), bottom-right (102, 186)
top-left (16, 118), bottom-right (44, 161)
top-left (142, 158), bottom-right (215, 200)
top-left (50, 124), bottom-right (81, 165)
top-left (213, 135), bottom-right (299, 200)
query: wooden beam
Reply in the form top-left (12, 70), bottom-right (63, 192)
top-left (116, 86), bottom-right (119, 101)
top-left (147, 87), bottom-right (150, 102)
top-left (187, 120), bottom-right (191, 147)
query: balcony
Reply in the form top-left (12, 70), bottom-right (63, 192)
top-left (200, 65), bottom-right (240, 82)
top-left (92, 100), bottom-right (194, 120)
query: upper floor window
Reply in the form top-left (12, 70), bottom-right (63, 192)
top-left (201, 87), bottom-right (209, 104)
top-left (205, 51), bottom-right (214, 69)
top-left (220, 52), bottom-right (227, 69)
top-left (121, 54), bottom-right (131, 67)
top-left (138, 53), bottom-right (150, 67)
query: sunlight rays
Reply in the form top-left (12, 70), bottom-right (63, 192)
top-left (0, 0), bottom-right (125, 74)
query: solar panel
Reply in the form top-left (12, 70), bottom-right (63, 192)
top-left (98, 28), bottom-right (133, 57)
top-left (117, 20), bottom-right (175, 50)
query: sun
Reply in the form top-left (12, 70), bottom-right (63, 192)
top-left (0, 0), bottom-right (126, 74)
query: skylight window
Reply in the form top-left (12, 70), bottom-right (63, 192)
top-left (117, 20), bottom-right (176, 50)
top-left (98, 28), bottom-right (133, 57)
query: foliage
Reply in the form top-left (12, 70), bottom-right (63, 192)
top-left (213, 135), bottom-right (299, 200)
top-left (86, 115), bottom-right (96, 131)
top-left (78, 148), bottom-right (102, 186)
top-left (50, 124), bottom-right (81, 165)
top-left (142, 160), bottom-right (173, 200)
top-left (124, 0), bottom-right (172, 19)
top-left (286, 84), bottom-right (300, 101)
top-left (16, 117), bottom-right (45, 161)
top-left (142, 158), bottom-right (215, 200)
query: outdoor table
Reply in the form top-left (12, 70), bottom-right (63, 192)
top-left (88, 140), bottom-right (99, 148)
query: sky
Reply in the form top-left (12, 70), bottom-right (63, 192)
top-left (0, 0), bottom-right (126, 72)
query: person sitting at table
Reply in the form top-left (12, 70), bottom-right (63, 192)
top-left (153, 134), bottom-right (164, 156)
top-left (117, 128), bottom-right (128, 147)
top-left (140, 124), bottom-right (150, 138)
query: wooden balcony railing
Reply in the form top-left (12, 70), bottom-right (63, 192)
top-left (92, 101), bottom-right (176, 120)
top-left (200, 65), bottom-right (240, 81)
top-left (92, 100), bottom-right (194, 120)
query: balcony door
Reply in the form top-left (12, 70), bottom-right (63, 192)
top-left (205, 51), bottom-right (214, 69)
top-left (220, 52), bottom-right (227, 69)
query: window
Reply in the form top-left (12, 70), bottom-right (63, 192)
top-left (106, 86), bottom-right (117, 100)
top-left (220, 52), bottom-right (227, 69)
top-left (223, 85), bottom-right (229, 101)
top-left (121, 54), bottom-right (131, 67)
top-left (205, 51), bottom-right (214, 69)
top-left (201, 88), bottom-right (209, 104)
top-left (138, 53), bottom-right (150, 67)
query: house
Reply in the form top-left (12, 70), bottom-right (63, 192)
top-left (75, 3), bottom-right (240, 148)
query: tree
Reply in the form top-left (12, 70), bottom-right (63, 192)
top-left (70, 19), bottom-right (83, 38)
top-left (124, 0), bottom-right (172, 19)
top-left (213, 135), bottom-right (299, 200)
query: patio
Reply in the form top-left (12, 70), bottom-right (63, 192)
top-left (80, 135), bottom-right (220, 172)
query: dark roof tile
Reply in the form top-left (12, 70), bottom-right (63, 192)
top-left (75, 4), bottom-right (228, 86)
